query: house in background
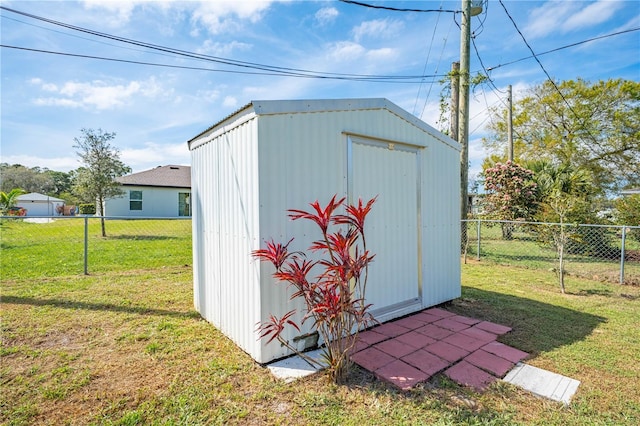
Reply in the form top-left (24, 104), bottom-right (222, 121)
top-left (16, 192), bottom-right (65, 216)
top-left (104, 165), bottom-right (191, 217)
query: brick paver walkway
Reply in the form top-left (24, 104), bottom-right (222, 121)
top-left (351, 307), bottom-right (528, 391)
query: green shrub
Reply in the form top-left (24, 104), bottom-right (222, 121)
top-left (79, 204), bottom-right (96, 215)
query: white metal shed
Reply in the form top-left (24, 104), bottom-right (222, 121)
top-left (188, 98), bottom-right (461, 364)
top-left (16, 192), bottom-right (64, 216)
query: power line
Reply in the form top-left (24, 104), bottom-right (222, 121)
top-left (0, 44), bottom-right (443, 83)
top-left (471, 36), bottom-right (507, 96)
top-left (338, 0), bottom-right (458, 14)
top-left (419, 17), bottom-right (456, 121)
top-left (0, 6), bottom-right (445, 81)
top-left (1, 14), bottom-right (173, 60)
top-left (486, 27), bottom-right (640, 72)
top-left (498, 0), bottom-right (602, 147)
top-left (412, 1), bottom-right (444, 115)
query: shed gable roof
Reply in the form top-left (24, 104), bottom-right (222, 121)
top-left (17, 192), bottom-right (64, 202)
top-left (116, 165), bottom-right (191, 188)
top-left (187, 98), bottom-right (460, 151)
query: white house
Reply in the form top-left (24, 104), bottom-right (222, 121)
top-left (16, 192), bottom-right (65, 216)
top-left (188, 98), bottom-right (461, 363)
top-left (104, 165), bottom-right (191, 217)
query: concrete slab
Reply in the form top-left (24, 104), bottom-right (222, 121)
top-left (267, 349), bottom-right (325, 383)
top-left (374, 322), bottom-right (412, 337)
top-left (433, 317), bottom-right (472, 332)
top-left (424, 307), bottom-right (457, 318)
top-left (445, 360), bottom-right (497, 391)
top-left (402, 349), bottom-right (450, 377)
top-left (395, 330), bottom-right (437, 349)
top-left (376, 338), bottom-right (420, 358)
top-left (351, 346), bottom-right (396, 371)
top-left (481, 341), bottom-right (529, 364)
top-left (375, 359), bottom-right (430, 390)
top-left (441, 332), bottom-right (487, 352)
top-left (465, 349), bottom-right (514, 377)
top-left (358, 330), bottom-right (388, 345)
top-left (424, 340), bottom-right (470, 363)
top-left (415, 323), bottom-right (455, 340)
top-left (503, 363), bottom-right (580, 405)
top-left (475, 321), bottom-right (512, 335)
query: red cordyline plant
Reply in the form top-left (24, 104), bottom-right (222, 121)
top-left (253, 195), bottom-right (377, 382)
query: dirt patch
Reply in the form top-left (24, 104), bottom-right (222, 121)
top-left (625, 250), bottom-right (640, 262)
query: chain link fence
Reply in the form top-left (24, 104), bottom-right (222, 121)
top-left (1, 216), bottom-right (192, 278)
top-left (3, 216), bottom-right (638, 285)
top-left (462, 220), bottom-right (640, 285)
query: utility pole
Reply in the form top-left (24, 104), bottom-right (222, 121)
top-left (507, 84), bottom-right (513, 162)
top-left (450, 62), bottom-right (460, 142)
top-left (458, 0), bottom-right (482, 247)
top-left (458, 0), bottom-right (472, 228)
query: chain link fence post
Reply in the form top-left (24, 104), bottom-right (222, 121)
top-left (84, 215), bottom-right (89, 275)
top-left (620, 226), bottom-right (627, 284)
top-left (476, 219), bottom-right (481, 261)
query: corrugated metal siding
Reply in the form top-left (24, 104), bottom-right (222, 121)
top-left (190, 99), bottom-right (461, 364)
top-left (191, 116), bottom-right (264, 361)
top-left (350, 138), bottom-right (421, 318)
top-left (257, 112), bottom-right (350, 362)
top-left (422, 137), bottom-right (462, 306)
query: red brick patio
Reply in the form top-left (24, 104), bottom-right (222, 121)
top-left (351, 307), bottom-right (529, 391)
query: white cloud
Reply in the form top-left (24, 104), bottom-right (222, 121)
top-left (352, 19), bottom-right (404, 42)
top-left (30, 78), bottom-right (164, 110)
top-left (524, 0), bottom-right (624, 38)
top-left (563, 0), bottom-right (624, 32)
top-left (468, 136), bottom-right (488, 183)
top-left (191, 1), bottom-right (274, 35)
top-left (524, 1), bottom-right (576, 38)
top-left (365, 47), bottom-right (397, 61)
top-left (121, 142), bottom-right (190, 172)
top-left (198, 40), bottom-right (252, 56)
top-left (327, 41), bottom-right (366, 61)
top-left (82, 0), bottom-right (138, 24)
top-left (222, 96), bottom-right (238, 108)
top-left (315, 7), bottom-right (339, 25)
top-left (325, 41), bottom-right (398, 66)
top-left (196, 88), bottom-right (222, 102)
top-left (1, 154), bottom-right (80, 172)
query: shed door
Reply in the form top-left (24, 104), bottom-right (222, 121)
top-left (348, 136), bottom-right (422, 318)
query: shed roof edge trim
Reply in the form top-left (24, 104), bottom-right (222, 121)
top-left (186, 98), bottom-right (460, 151)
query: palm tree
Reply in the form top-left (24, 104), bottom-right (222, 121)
top-left (0, 188), bottom-right (26, 214)
top-left (526, 161), bottom-right (595, 293)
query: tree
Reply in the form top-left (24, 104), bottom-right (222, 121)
top-left (72, 129), bottom-right (131, 237)
top-left (528, 160), bottom-right (594, 224)
top-left (0, 188), bottom-right (26, 215)
top-left (0, 163), bottom-right (52, 194)
top-left (615, 194), bottom-right (640, 243)
top-left (615, 194), bottom-right (640, 226)
top-left (482, 161), bottom-right (538, 239)
top-left (483, 79), bottom-right (640, 194)
top-left (45, 170), bottom-right (73, 196)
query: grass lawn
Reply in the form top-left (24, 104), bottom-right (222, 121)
top-left (464, 221), bottom-right (640, 285)
top-left (0, 218), bottom-right (192, 278)
top-left (2, 219), bottom-right (639, 424)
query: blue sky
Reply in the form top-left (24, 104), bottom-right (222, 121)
top-left (1, 1), bottom-right (638, 183)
